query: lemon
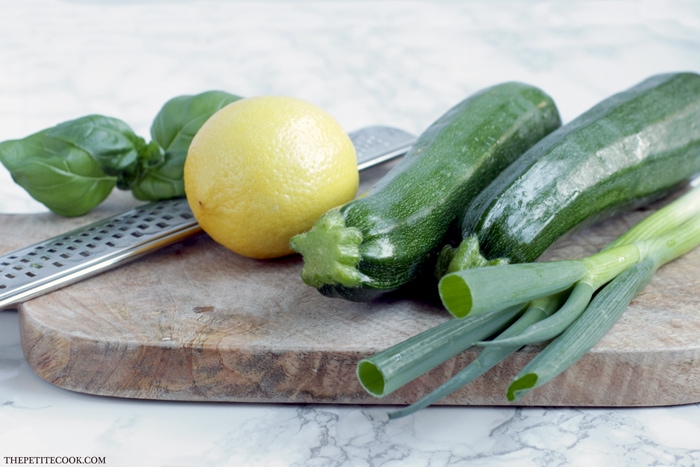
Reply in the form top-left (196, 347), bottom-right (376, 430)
top-left (184, 96), bottom-right (359, 259)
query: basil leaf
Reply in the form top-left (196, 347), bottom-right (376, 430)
top-left (45, 115), bottom-right (162, 191)
top-left (132, 90), bottom-right (242, 201)
top-left (150, 90), bottom-right (243, 158)
top-left (0, 126), bottom-right (116, 217)
top-left (0, 114), bottom-right (155, 216)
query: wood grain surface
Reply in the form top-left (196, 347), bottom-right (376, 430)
top-left (3, 182), bottom-right (700, 407)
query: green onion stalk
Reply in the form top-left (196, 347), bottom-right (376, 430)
top-left (356, 185), bottom-right (700, 418)
top-left (503, 210), bottom-right (700, 401)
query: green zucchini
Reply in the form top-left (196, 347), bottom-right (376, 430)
top-left (443, 72), bottom-right (700, 273)
top-left (290, 82), bottom-right (561, 301)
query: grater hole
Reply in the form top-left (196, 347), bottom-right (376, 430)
top-left (156, 222), bottom-right (169, 228)
top-left (60, 253), bottom-right (71, 259)
top-left (5, 273), bottom-right (15, 279)
top-left (25, 271), bottom-right (36, 278)
top-left (53, 261), bottom-right (64, 268)
top-left (131, 231), bottom-right (144, 238)
top-left (79, 251), bottom-right (91, 257)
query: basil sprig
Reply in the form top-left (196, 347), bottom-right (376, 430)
top-left (0, 90), bottom-right (242, 216)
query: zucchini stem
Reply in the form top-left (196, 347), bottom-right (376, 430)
top-left (289, 209), bottom-right (363, 288)
top-left (436, 235), bottom-right (508, 277)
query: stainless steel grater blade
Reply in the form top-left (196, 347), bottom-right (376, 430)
top-left (0, 125), bottom-right (415, 310)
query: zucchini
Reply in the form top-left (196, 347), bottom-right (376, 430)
top-left (290, 82), bottom-right (561, 301)
top-left (444, 72), bottom-right (700, 272)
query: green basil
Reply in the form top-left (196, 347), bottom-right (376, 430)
top-left (131, 90), bottom-right (242, 201)
top-left (0, 90), bottom-right (243, 216)
top-left (0, 115), bottom-right (153, 217)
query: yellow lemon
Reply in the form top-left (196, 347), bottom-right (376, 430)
top-left (184, 96), bottom-right (359, 259)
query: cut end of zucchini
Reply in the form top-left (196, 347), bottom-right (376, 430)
top-left (438, 273), bottom-right (474, 318)
top-left (290, 209), bottom-right (364, 289)
top-left (356, 360), bottom-right (386, 397)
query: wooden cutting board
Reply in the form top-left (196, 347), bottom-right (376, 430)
top-left (3, 178), bottom-right (700, 407)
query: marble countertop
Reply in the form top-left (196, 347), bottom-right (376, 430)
top-left (1, 1), bottom-right (700, 465)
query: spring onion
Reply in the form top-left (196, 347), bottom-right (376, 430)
top-left (388, 292), bottom-right (567, 419)
top-left (506, 258), bottom-right (657, 401)
top-left (440, 242), bottom-right (642, 321)
top-left (356, 304), bottom-right (524, 397)
top-left (476, 195), bottom-right (700, 348)
top-left (506, 210), bottom-right (700, 400)
top-left (356, 185), bottom-right (700, 414)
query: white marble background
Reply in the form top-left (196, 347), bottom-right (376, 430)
top-left (1, 1), bottom-right (700, 466)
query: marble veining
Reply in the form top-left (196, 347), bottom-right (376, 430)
top-left (2, 0), bottom-right (700, 465)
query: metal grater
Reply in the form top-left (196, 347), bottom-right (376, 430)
top-left (0, 125), bottom-right (415, 310)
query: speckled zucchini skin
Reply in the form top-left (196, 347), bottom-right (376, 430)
top-left (461, 72), bottom-right (700, 265)
top-left (318, 82), bottom-right (562, 300)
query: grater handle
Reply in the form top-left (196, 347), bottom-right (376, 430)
top-left (0, 126), bottom-right (415, 310)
